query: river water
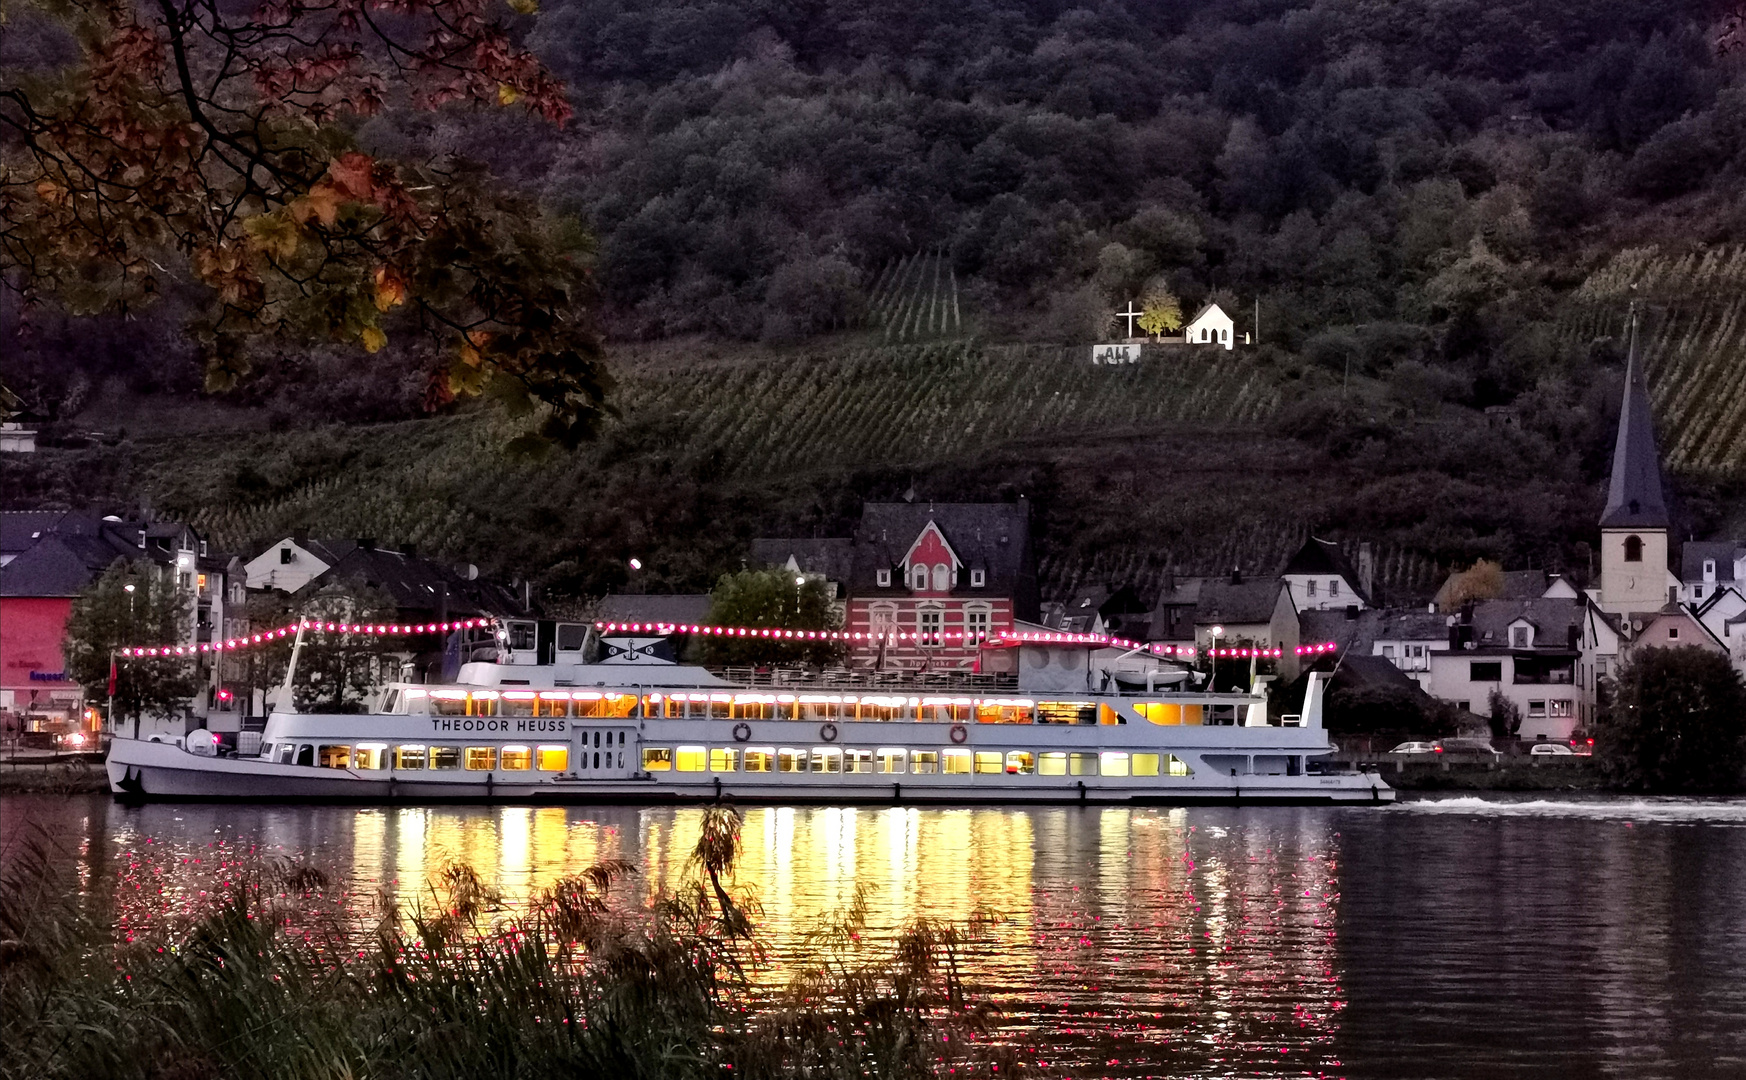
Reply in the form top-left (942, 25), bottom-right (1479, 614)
top-left (3, 793), bottom-right (1743, 1079)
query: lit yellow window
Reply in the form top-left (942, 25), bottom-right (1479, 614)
top-left (743, 747), bottom-right (774, 772)
top-left (536, 745), bottom-right (568, 771)
top-left (430, 746), bottom-right (461, 770)
top-left (1005, 751), bottom-right (1034, 775)
top-left (910, 750), bottom-right (939, 774)
top-left (354, 743), bottom-right (387, 770)
top-left (1069, 752), bottom-right (1098, 776)
top-left (1131, 753), bottom-right (1160, 777)
top-left (710, 748), bottom-right (739, 772)
top-left (1167, 755), bottom-right (1192, 777)
top-left (394, 744), bottom-right (427, 770)
top-left (811, 748), bottom-right (843, 774)
top-left (465, 747), bottom-right (498, 771)
top-left (500, 745), bottom-right (532, 770)
top-left (318, 745), bottom-right (351, 768)
top-left (844, 749), bottom-right (873, 773)
top-left (778, 748), bottom-right (808, 773)
top-left (1100, 751), bottom-right (1130, 777)
top-left (876, 748), bottom-right (906, 774)
top-left (539, 692), bottom-right (571, 717)
top-left (1038, 752), bottom-right (1067, 776)
top-left (676, 746), bottom-right (707, 772)
top-left (973, 751), bottom-right (1004, 774)
top-left (431, 692), bottom-right (468, 717)
top-left (469, 692), bottom-right (498, 717)
top-left (500, 693), bottom-right (536, 718)
top-left (942, 749), bottom-right (972, 775)
top-left (642, 747), bottom-right (673, 772)
top-left (1133, 703), bottom-right (1203, 726)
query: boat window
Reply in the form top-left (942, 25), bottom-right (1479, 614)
top-left (500, 745), bottom-right (532, 770)
top-left (1006, 751), bottom-right (1035, 775)
top-left (382, 690), bottom-right (399, 714)
top-left (676, 746), bottom-right (706, 772)
top-left (354, 743), bottom-right (387, 770)
top-left (1133, 703), bottom-right (1202, 726)
top-left (500, 692), bottom-right (537, 718)
top-left (1069, 752), bottom-right (1098, 776)
top-left (844, 748), bottom-right (873, 774)
top-left (1131, 753), bottom-right (1159, 777)
top-left (811, 747), bottom-right (843, 774)
top-left (642, 747), bottom-right (673, 772)
top-left (469, 692), bottom-right (498, 717)
top-left (941, 749), bottom-right (972, 775)
top-left (538, 692), bottom-right (571, 717)
top-left (1101, 751), bottom-right (1130, 777)
top-left (736, 696), bottom-right (777, 720)
top-left (1168, 755), bottom-right (1192, 777)
top-left (1038, 752), bottom-right (1067, 776)
top-left (910, 750), bottom-right (938, 774)
top-left (318, 745), bottom-right (351, 768)
top-left (295, 744), bottom-right (314, 766)
top-left (710, 748), bottom-right (739, 772)
top-left (431, 691), bottom-right (469, 717)
top-left (919, 698), bottom-right (973, 723)
top-left (977, 699), bottom-right (1035, 723)
top-left (973, 751), bottom-right (1004, 774)
top-left (403, 688), bottom-right (428, 714)
top-left (574, 693), bottom-right (637, 719)
top-left (506, 621), bottom-right (536, 650)
top-left (857, 697), bottom-right (906, 722)
top-left (258, 742), bottom-right (273, 759)
top-left (778, 747), bottom-right (808, 773)
top-left (537, 745), bottom-right (567, 771)
top-left (277, 743), bottom-right (296, 764)
top-left (876, 748), bottom-right (907, 774)
top-left (430, 746), bottom-right (461, 770)
top-left (465, 747), bottom-right (498, 771)
top-left (704, 694), bottom-right (731, 719)
top-left (1036, 701), bottom-right (1095, 725)
top-left (799, 696), bottom-right (840, 721)
top-left (643, 694), bottom-right (677, 718)
top-left (556, 622), bottom-right (588, 652)
top-left (395, 745), bottom-right (427, 770)
top-left (743, 747), bottom-right (774, 773)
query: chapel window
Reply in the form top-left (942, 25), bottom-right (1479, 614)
top-left (1624, 535), bottom-right (1643, 562)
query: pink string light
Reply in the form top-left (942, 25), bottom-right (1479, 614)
top-left (116, 618), bottom-right (494, 658)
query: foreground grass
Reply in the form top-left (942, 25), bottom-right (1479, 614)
top-left (0, 807), bottom-right (1022, 1080)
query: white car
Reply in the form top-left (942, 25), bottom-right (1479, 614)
top-left (1387, 741), bottom-right (1439, 755)
top-left (1529, 743), bottom-right (1575, 756)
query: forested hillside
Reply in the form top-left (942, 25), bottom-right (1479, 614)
top-left (6, 0), bottom-right (1746, 602)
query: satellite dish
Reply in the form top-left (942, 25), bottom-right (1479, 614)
top-left (464, 563), bottom-right (479, 581)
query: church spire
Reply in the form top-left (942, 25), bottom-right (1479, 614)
top-left (1599, 305), bottom-right (1668, 530)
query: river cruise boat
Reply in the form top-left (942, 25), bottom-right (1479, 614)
top-left (107, 656), bottom-right (1393, 804)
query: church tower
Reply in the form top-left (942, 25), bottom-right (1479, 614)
top-left (1597, 312), bottom-right (1670, 615)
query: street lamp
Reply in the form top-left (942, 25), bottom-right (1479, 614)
top-left (1208, 625), bottom-right (1224, 693)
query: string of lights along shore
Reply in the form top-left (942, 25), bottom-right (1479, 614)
top-left (116, 617), bottom-right (1340, 661)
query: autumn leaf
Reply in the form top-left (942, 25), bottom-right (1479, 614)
top-left (372, 266), bottom-right (407, 311)
top-left (291, 183), bottom-right (345, 227)
top-left (243, 212), bottom-right (301, 261)
top-left (325, 152), bottom-right (378, 201)
top-left (507, 0), bottom-right (539, 12)
top-left (498, 83), bottom-right (521, 106)
top-left (360, 325), bottom-right (387, 353)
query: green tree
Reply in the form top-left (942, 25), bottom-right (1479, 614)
top-left (63, 561), bottom-right (202, 735)
top-left (247, 581), bottom-right (404, 714)
top-left (1324, 684), bottom-right (1457, 738)
top-left (703, 569), bottom-right (842, 667)
top-left (1599, 646), bottom-right (1746, 793)
top-left (1487, 687), bottom-right (1523, 740)
top-left (1136, 284), bottom-right (1183, 339)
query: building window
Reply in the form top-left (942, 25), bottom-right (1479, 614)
top-left (932, 563), bottom-right (951, 591)
top-left (970, 568), bottom-right (985, 588)
top-left (1470, 661), bottom-right (1503, 682)
top-left (1510, 626), bottom-right (1530, 648)
top-left (1668, 627), bottom-right (1679, 640)
top-left (1624, 535), bottom-right (1643, 562)
top-left (1381, 645), bottom-right (1396, 659)
top-left (877, 568), bottom-right (891, 587)
top-left (1694, 585), bottom-right (1704, 599)
top-left (1703, 559), bottom-right (1716, 579)
top-left (911, 564), bottom-right (929, 590)
top-left (870, 604), bottom-right (896, 641)
top-left (965, 606), bottom-right (992, 644)
top-left (1306, 580), bottom-right (1317, 597)
top-left (918, 608), bottom-right (943, 647)
top-left (1549, 700), bottom-right (1573, 718)
top-left (1329, 579), bottom-right (1340, 596)
top-left (280, 546), bottom-right (293, 564)
top-left (1528, 701), bottom-right (1547, 717)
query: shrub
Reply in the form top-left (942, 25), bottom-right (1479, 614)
top-left (1598, 646), bottom-right (1746, 793)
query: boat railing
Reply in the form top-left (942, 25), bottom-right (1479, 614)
top-left (708, 666), bottom-right (1021, 692)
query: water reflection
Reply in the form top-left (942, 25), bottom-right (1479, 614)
top-left (5, 795), bottom-right (1743, 1078)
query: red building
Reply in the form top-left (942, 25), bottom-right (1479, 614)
top-left (755, 502), bottom-right (1038, 670)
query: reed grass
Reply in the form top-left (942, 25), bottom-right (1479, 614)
top-left (0, 807), bottom-right (1024, 1080)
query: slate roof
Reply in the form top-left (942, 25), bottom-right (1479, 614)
top-left (1280, 537), bottom-right (1371, 603)
top-left (1466, 598), bottom-right (1583, 652)
top-left (1, 510), bottom-right (100, 557)
top-left (1194, 577), bottom-right (1289, 626)
top-left (1299, 608), bottom-right (1382, 653)
top-left (1681, 541), bottom-right (1742, 583)
top-left (0, 537), bottom-right (103, 597)
top-left (298, 543), bottom-right (521, 619)
top-left (1599, 345), bottom-right (1669, 529)
top-left (1147, 578), bottom-right (1203, 643)
top-left (1, 514), bottom-right (228, 596)
top-left (749, 538), bottom-right (855, 584)
top-left (594, 593), bottom-right (713, 626)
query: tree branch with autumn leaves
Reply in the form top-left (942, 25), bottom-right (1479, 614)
top-left (1, 0), bottom-right (607, 447)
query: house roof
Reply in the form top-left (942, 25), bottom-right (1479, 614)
top-left (1185, 302), bottom-right (1229, 327)
top-left (1599, 344), bottom-right (1669, 529)
top-left (1, 514), bottom-right (229, 596)
top-left (594, 593), bottom-right (713, 626)
top-left (1280, 537), bottom-right (1370, 602)
top-left (0, 536), bottom-right (104, 597)
top-left (1194, 577), bottom-right (1288, 626)
top-left (749, 537), bottom-right (855, 583)
top-left (1299, 608), bottom-right (1382, 652)
top-left (1681, 541), bottom-right (1742, 583)
top-left (298, 543), bottom-right (521, 618)
top-left (1466, 598), bottom-right (1583, 651)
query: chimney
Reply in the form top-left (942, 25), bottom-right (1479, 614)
top-left (1230, 567), bottom-right (1243, 585)
top-left (1163, 566), bottom-right (1177, 594)
top-left (1358, 542), bottom-right (1375, 600)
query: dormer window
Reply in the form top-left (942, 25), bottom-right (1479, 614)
top-left (1624, 535), bottom-right (1643, 562)
top-left (1703, 559), bottom-right (1716, 581)
top-left (1510, 625), bottom-right (1531, 648)
top-left (911, 564), bottom-right (928, 590)
top-left (876, 568), bottom-right (891, 587)
top-left (970, 568), bottom-right (985, 588)
top-left (932, 563), bottom-right (950, 591)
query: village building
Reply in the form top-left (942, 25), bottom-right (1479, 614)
top-left (1192, 571), bottom-right (1301, 682)
top-left (1423, 598), bottom-right (1588, 741)
top-left (755, 502), bottom-right (1037, 670)
top-left (1281, 537), bottom-right (1372, 612)
top-left (1182, 302), bottom-right (1235, 350)
top-left (1594, 345), bottom-right (1680, 616)
top-left (1679, 540), bottom-right (1745, 605)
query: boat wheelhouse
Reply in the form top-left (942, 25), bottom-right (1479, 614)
top-left (107, 658), bottom-right (1393, 803)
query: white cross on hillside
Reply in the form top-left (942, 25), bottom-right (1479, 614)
top-left (1114, 301), bottom-right (1143, 338)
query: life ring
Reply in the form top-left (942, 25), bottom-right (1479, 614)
top-left (731, 722), bottom-right (752, 742)
top-left (949, 724), bottom-right (968, 744)
top-left (819, 722), bottom-right (839, 743)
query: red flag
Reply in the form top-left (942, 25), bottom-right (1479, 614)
top-left (107, 657), bottom-right (118, 697)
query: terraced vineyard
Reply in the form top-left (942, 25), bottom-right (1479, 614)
top-left (864, 251), bottom-right (965, 342)
top-left (1565, 245), bottom-right (1746, 474)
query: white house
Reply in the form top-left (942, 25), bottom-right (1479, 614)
top-left (1183, 303), bottom-right (1235, 351)
top-left (1680, 540), bottom-right (1745, 605)
top-left (245, 536), bottom-right (345, 592)
top-left (1281, 537), bottom-right (1371, 612)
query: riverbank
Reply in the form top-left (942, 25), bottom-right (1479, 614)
top-left (0, 759), bottom-right (109, 794)
top-left (1376, 759), bottom-right (1607, 792)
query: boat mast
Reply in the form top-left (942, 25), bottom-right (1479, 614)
top-left (275, 619), bottom-right (309, 714)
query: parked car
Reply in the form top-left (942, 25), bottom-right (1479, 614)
top-left (1435, 738), bottom-right (1502, 758)
top-left (1387, 741), bottom-right (1439, 755)
top-left (1529, 743), bottom-right (1575, 756)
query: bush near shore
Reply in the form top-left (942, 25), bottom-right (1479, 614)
top-left (0, 807), bottom-right (1022, 1080)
